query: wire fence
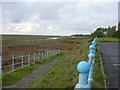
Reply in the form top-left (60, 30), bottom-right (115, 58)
top-left (0, 50), bottom-right (61, 74)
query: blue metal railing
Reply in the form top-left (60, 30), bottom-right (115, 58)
top-left (75, 37), bottom-right (97, 89)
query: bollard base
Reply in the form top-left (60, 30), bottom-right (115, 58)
top-left (75, 84), bottom-right (90, 90)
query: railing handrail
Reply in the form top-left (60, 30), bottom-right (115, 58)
top-left (75, 37), bottom-right (97, 89)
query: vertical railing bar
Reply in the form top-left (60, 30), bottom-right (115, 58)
top-left (28, 53), bottom-right (30, 66)
top-left (12, 55), bottom-right (15, 72)
top-left (21, 53), bottom-right (24, 68)
top-left (0, 56), bottom-right (2, 74)
top-left (34, 53), bottom-right (36, 63)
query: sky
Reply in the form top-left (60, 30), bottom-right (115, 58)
top-left (0, 0), bottom-right (119, 36)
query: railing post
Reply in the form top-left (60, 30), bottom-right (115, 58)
top-left (34, 53), bottom-right (36, 63)
top-left (89, 45), bottom-right (95, 58)
top-left (44, 52), bottom-right (46, 59)
top-left (42, 52), bottom-right (44, 60)
top-left (88, 53), bottom-right (95, 88)
top-left (38, 52), bottom-right (40, 61)
top-left (0, 56), bottom-right (2, 74)
top-left (46, 51), bottom-right (48, 58)
top-left (75, 61), bottom-right (90, 89)
top-left (21, 53), bottom-right (24, 68)
top-left (28, 53), bottom-right (30, 66)
top-left (12, 55), bottom-right (15, 72)
top-left (92, 40), bottom-right (97, 46)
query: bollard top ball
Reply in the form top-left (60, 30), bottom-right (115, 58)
top-left (89, 45), bottom-right (95, 49)
top-left (77, 61), bottom-right (90, 73)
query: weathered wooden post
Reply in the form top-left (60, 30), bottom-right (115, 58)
top-left (75, 61), bottom-right (90, 89)
top-left (21, 53), bottom-right (24, 68)
top-left (0, 56), bottom-right (2, 74)
top-left (12, 55), bottom-right (15, 72)
top-left (38, 52), bottom-right (40, 61)
top-left (34, 53), bottom-right (36, 63)
top-left (28, 53), bottom-right (30, 66)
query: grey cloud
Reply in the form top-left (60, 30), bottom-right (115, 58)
top-left (2, 2), bottom-right (118, 35)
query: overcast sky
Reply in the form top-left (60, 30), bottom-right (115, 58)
top-left (0, 0), bottom-right (119, 36)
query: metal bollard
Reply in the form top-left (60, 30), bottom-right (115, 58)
top-left (75, 61), bottom-right (90, 89)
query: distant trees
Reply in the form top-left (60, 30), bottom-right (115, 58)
top-left (71, 34), bottom-right (83, 36)
top-left (91, 25), bottom-right (120, 38)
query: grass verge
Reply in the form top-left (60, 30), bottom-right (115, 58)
top-left (92, 42), bottom-right (109, 88)
top-left (29, 38), bottom-right (105, 88)
top-left (98, 37), bottom-right (120, 42)
top-left (2, 54), bottom-right (61, 86)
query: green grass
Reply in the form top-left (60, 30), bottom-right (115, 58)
top-left (2, 54), bottom-right (61, 86)
top-left (92, 43), bottom-right (108, 88)
top-left (98, 37), bottom-right (120, 42)
top-left (29, 38), bottom-right (105, 88)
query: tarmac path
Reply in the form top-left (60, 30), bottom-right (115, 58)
top-left (100, 42), bottom-right (120, 89)
top-left (3, 58), bottom-right (58, 89)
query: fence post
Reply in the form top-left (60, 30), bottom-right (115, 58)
top-left (38, 52), bottom-right (40, 61)
top-left (28, 53), bottom-right (30, 66)
top-left (21, 53), bottom-right (24, 68)
top-left (44, 52), bottom-right (46, 59)
top-left (46, 51), bottom-right (48, 58)
top-left (0, 56), bottom-right (2, 74)
top-left (42, 52), bottom-right (44, 60)
top-left (34, 53), bottom-right (36, 63)
top-left (12, 55), bottom-right (15, 72)
top-left (75, 61), bottom-right (90, 88)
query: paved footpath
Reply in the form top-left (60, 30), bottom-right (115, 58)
top-left (100, 42), bottom-right (120, 89)
top-left (3, 59), bottom-right (58, 88)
